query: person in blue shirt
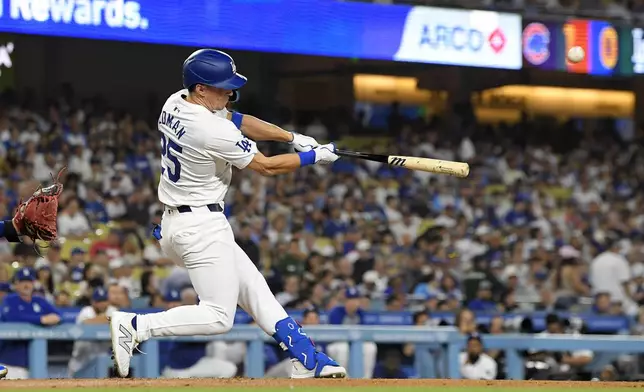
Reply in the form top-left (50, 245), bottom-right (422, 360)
top-left (0, 282), bottom-right (11, 302)
top-left (83, 188), bottom-right (109, 225)
top-left (0, 267), bottom-right (61, 379)
top-left (126, 143), bottom-right (154, 180)
top-left (467, 281), bottom-right (498, 312)
top-left (322, 208), bottom-right (348, 238)
top-left (326, 287), bottom-right (377, 379)
top-left (0, 219), bottom-right (24, 243)
top-left (372, 349), bottom-right (410, 379)
top-left (159, 288), bottom-right (237, 378)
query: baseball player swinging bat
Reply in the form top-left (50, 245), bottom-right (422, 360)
top-left (108, 48), bottom-right (346, 380)
top-left (336, 150), bottom-right (470, 178)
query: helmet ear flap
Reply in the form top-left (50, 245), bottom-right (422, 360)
top-left (230, 90), bottom-right (240, 103)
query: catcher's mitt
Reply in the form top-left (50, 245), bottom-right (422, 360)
top-left (12, 168), bottom-right (65, 242)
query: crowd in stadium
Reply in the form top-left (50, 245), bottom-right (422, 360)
top-left (369, 0), bottom-right (641, 21)
top-left (0, 83), bottom-right (642, 380)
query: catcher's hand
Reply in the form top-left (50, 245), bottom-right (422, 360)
top-left (12, 168), bottom-right (65, 242)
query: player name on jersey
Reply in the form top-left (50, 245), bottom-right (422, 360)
top-left (159, 109), bottom-right (186, 139)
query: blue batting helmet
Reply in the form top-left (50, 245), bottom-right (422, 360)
top-left (182, 49), bottom-right (246, 102)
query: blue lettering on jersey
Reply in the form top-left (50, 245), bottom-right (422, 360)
top-left (419, 25), bottom-right (483, 52)
top-left (159, 111), bottom-right (186, 139)
top-left (236, 138), bottom-right (252, 153)
top-left (160, 133), bottom-right (182, 183)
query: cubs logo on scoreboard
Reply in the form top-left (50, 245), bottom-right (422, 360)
top-left (523, 22), bottom-right (550, 66)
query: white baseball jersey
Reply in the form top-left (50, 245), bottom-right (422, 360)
top-left (157, 89), bottom-right (258, 207)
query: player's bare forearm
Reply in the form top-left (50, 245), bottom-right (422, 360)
top-left (247, 152), bottom-right (305, 176)
top-left (228, 113), bottom-right (293, 143)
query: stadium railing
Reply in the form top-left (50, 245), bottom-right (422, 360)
top-left (56, 308), bottom-right (634, 334)
top-left (2, 323), bottom-right (644, 379)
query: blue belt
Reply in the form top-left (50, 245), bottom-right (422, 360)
top-left (176, 203), bottom-right (223, 213)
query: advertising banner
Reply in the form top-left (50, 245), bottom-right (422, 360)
top-left (523, 18), bottom-right (633, 76)
top-left (0, 34), bottom-right (15, 91)
top-left (394, 7), bottom-right (522, 69)
top-left (0, 0), bottom-right (522, 69)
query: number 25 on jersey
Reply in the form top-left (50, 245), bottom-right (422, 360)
top-left (160, 133), bottom-right (182, 183)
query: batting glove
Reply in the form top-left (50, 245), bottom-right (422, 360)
top-left (314, 143), bottom-right (339, 165)
top-left (290, 132), bottom-right (319, 152)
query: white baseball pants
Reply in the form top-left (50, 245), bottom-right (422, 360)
top-left (135, 206), bottom-right (288, 341)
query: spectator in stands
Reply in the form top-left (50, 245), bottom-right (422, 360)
top-left (36, 266), bottom-right (54, 301)
top-left (455, 308), bottom-right (477, 334)
top-left (275, 275), bottom-right (301, 307)
top-left (467, 280), bottom-right (497, 311)
top-left (34, 243), bottom-right (67, 287)
top-left (499, 290), bottom-right (518, 313)
top-left (591, 233), bottom-right (636, 314)
top-left (54, 290), bottom-right (72, 307)
top-left (235, 224), bottom-right (259, 264)
top-left (385, 295), bottom-right (405, 311)
top-left (108, 257), bottom-right (139, 298)
top-left (65, 247), bottom-right (87, 287)
top-left (327, 287), bottom-right (377, 378)
top-left (459, 334), bottom-right (497, 380)
top-left (83, 187), bottom-right (108, 225)
top-left (553, 245), bottom-right (590, 310)
top-left (0, 282), bottom-right (10, 302)
top-left (89, 230), bottom-right (123, 260)
top-left (107, 283), bottom-right (131, 309)
top-left (160, 288), bottom-right (237, 378)
top-left (68, 287), bottom-right (117, 377)
top-left (57, 198), bottom-right (91, 239)
top-left (397, 310), bottom-right (440, 378)
top-left (438, 274), bottom-right (463, 302)
top-left (592, 292), bottom-right (612, 315)
top-left (486, 316), bottom-right (506, 379)
top-left (0, 268), bottom-right (61, 379)
top-left (372, 349), bottom-right (409, 379)
top-left (556, 320), bottom-right (594, 381)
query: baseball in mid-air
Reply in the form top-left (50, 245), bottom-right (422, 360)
top-left (567, 46), bottom-right (585, 63)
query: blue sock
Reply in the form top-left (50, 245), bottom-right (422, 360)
top-left (131, 316), bottom-right (137, 330)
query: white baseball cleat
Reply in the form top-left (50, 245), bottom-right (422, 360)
top-left (109, 311), bottom-right (139, 377)
top-left (290, 356), bottom-right (347, 379)
top-left (0, 364), bottom-right (7, 379)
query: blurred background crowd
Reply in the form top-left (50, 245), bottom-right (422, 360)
top-left (1, 87), bottom-right (642, 318)
top-left (1, 0), bottom-right (644, 382)
top-left (357, 0), bottom-right (643, 22)
top-left (1, 86), bottom-right (643, 380)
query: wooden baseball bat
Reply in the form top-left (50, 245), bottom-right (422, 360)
top-left (336, 150), bottom-right (470, 178)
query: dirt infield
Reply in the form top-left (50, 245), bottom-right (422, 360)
top-left (2, 378), bottom-right (644, 389)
